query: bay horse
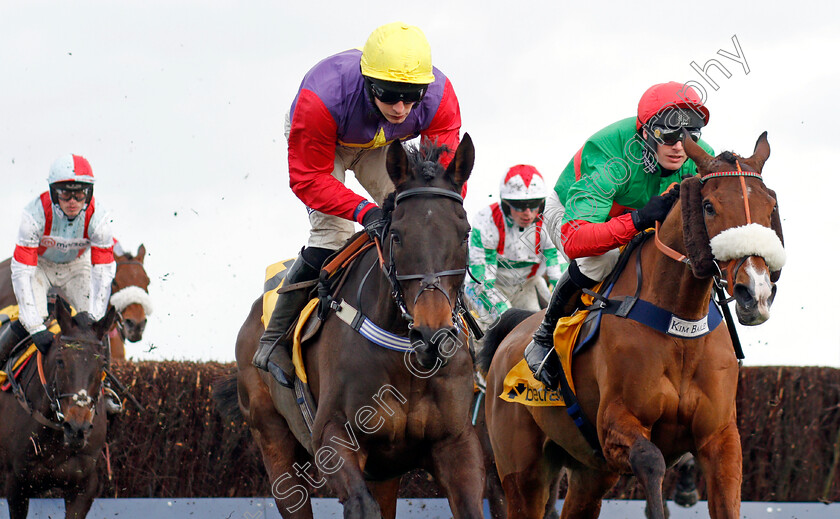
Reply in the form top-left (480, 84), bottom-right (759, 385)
top-left (481, 132), bottom-right (785, 519)
top-left (215, 136), bottom-right (485, 518)
top-left (0, 297), bottom-right (117, 519)
top-left (0, 243), bottom-right (152, 361)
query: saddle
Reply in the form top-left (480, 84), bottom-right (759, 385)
top-left (259, 233), bottom-right (375, 453)
top-left (500, 231), bottom-right (653, 408)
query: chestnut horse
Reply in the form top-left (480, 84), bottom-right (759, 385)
top-left (216, 137), bottom-right (485, 518)
top-left (482, 133), bottom-right (784, 518)
top-left (108, 244), bottom-right (152, 360)
top-left (0, 297), bottom-right (117, 519)
top-left (0, 243), bottom-right (151, 361)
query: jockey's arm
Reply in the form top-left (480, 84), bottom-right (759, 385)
top-left (287, 89), bottom-right (375, 225)
top-left (556, 148), bottom-right (638, 260)
top-left (11, 211), bottom-right (47, 334)
top-left (540, 230), bottom-right (566, 288)
top-left (467, 212), bottom-right (509, 317)
top-left (560, 215), bottom-right (637, 260)
top-left (88, 213), bottom-right (116, 320)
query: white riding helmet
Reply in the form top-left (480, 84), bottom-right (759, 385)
top-left (47, 154), bottom-right (95, 208)
top-left (48, 154), bottom-right (95, 186)
top-left (499, 165), bottom-right (546, 201)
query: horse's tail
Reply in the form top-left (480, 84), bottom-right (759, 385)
top-left (475, 308), bottom-right (536, 374)
top-left (212, 373), bottom-right (243, 423)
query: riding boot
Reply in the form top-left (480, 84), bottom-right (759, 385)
top-left (102, 335), bottom-right (123, 415)
top-left (0, 321), bottom-right (29, 371)
top-left (524, 262), bottom-right (597, 390)
top-left (252, 248), bottom-right (331, 386)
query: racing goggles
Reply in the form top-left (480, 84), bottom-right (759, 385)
top-left (56, 189), bottom-right (88, 202)
top-left (369, 80), bottom-right (427, 105)
top-left (503, 198), bottom-right (544, 212)
top-left (651, 126), bottom-right (702, 146)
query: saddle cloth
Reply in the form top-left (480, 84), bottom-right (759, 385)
top-left (499, 287), bottom-right (601, 408)
top-left (260, 259), bottom-right (319, 385)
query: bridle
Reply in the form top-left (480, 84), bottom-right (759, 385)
top-left (652, 159), bottom-right (770, 361)
top-left (373, 187), bottom-right (469, 327)
top-left (6, 338), bottom-right (103, 431)
top-left (654, 159), bottom-right (766, 297)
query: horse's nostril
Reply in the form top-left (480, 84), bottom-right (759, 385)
top-left (409, 329), bottom-right (425, 349)
top-left (734, 284), bottom-right (756, 310)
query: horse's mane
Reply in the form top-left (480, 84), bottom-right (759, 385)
top-left (72, 311), bottom-right (96, 328)
top-left (380, 140), bottom-right (453, 222)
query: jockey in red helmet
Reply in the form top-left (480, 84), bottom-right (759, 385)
top-left (1, 154), bottom-right (121, 412)
top-left (524, 82), bottom-right (715, 390)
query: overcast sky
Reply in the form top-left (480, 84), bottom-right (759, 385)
top-left (1, 0), bottom-right (838, 367)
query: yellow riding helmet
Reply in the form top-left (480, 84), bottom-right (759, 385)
top-left (360, 22), bottom-right (435, 84)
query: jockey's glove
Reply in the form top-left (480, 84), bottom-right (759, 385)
top-left (362, 207), bottom-right (387, 242)
top-left (632, 184), bottom-right (681, 231)
top-left (31, 330), bottom-right (55, 354)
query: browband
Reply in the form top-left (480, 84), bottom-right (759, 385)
top-left (396, 187), bottom-right (463, 205)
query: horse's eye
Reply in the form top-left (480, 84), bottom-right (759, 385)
top-left (391, 232), bottom-right (402, 245)
top-left (703, 200), bottom-right (716, 216)
top-left (463, 230), bottom-right (471, 244)
top-left (56, 358), bottom-right (65, 369)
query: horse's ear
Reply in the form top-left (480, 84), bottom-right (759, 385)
top-left (744, 131), bottom-right (770, 173)
top-left (55, 295), bottom-right (74, 333)
top-left (682, 129), bottom-right (715, 174)
top-left (386, 141), bottom-right (412, 189)
top-left (136, 244), bottom-right (146, 262)
top-left (445, 133), bottom-right (474, 188)
top-left (94, 306), bottom-right (118, 342)
top-left (680, 176), bottom-right (717, 278)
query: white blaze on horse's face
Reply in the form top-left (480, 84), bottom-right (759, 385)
top-left (709, 223), bottom-right (785, 325)
top-left (741, 259), bottom-right (774, 323)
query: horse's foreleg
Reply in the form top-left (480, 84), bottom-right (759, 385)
top-left (696, 420), bottom-right (742, 519)
top-left (248, 389), bottom-right (314, 519)
top-left (5, 478), bottom-right (30, 519)
top-left (315, 421), bottom-right (380, 519)
top-left (428, 429), bottom-right (485, 519)
top-left (367, 478), bottom-right (400, 519)
top-left (674, 453), bottom-right (699, 507)
top-left (627, 437), bottom-right (667, 519)
top-left (560, 465), bottom-right (618, 519)
top-left (543, 471), bottom-right (562, 519)
top-left (63, 473), bottom-right (99, 519)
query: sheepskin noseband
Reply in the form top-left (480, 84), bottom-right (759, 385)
top-left (709, 223), bottom-right (786, 272)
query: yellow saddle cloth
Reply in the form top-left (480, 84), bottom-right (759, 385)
top-left (260, 259), bottom-right (318, 385)
top-left (499, 287), bottom-right (601, 407)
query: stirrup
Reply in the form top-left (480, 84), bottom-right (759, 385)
top-left (104, 387), bottom-right (123, 414)
top-left (532, 347), bottom-right (554, 380)
top-left (267, 360), bottom-right (294, 389)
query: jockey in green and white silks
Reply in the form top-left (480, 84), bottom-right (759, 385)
top-left (524, 82), bottom-right (715, 390)
top-left (466, 165), bottom-right (567, 328)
